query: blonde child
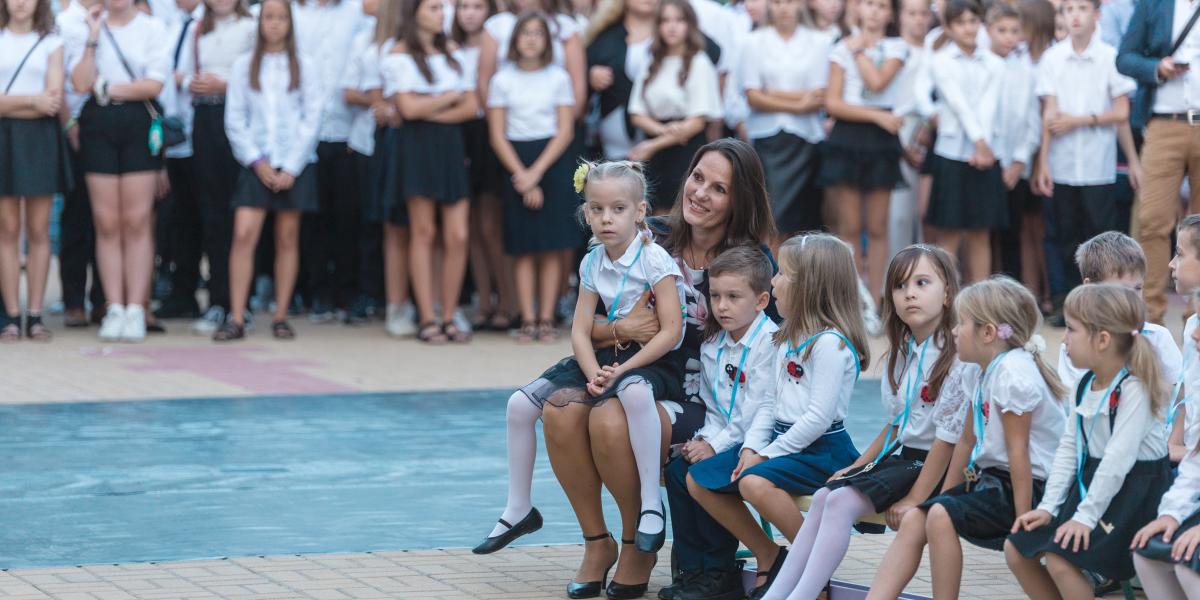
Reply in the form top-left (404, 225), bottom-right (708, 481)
top-left (866, 276), bottom-right (1067, 600)
top-left (688, 233), bottom-right (869, 599)
top-left (1007, 284), bottom-right (1172, 598)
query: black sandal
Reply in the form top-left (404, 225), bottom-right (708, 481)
top-left (606, 538), bottom-right (657, 600)
top-left (567, 532), bottom-right (616, 599)
top-left (514, 320), bottom-right (537, 344)
top-left (417, 321), bottom-right (447, 344)
top-left (272, 320), bottom-right (296, 340)
top-left (25, 314), bottom-right (51, 342)
top-left (0, 316), bottom-right (20, 342)
top-left (443, 321), bottom-right (472, 343)
top-left (212, 320), bottom-right (246, 342)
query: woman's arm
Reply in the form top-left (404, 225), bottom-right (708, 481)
top-left (563, 34), bottom-right (587, 119)
top-left (824, 62), bottom-right (894, 125)
top-left (395, 90), bottom-right (460, 121)
top-left (571, 286), bottom-right (605, 382)
top-left (630, 113), bottom-right (668, 138)
top-left (1001, 411), bottom-right (1036, 517)
top-left (606, 277), bottom-right (683, 374)
top-left (106, 79), bottom-right (164, 102)
top-left (856, 55), bottom-right (904, 93)
top-left (430, 90), bottom-right (479, 124)
top-left (0, 47), bottom-right (60, 120)
top-left (487, 106), bottom-right (525, 175)
top-left (590, 289), bottom-right (661, 347)
top-left (345, 87), bottom-right (375, 107)
top-left (746, 88), bottom-right (824, 114)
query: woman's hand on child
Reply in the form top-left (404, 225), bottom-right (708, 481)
top-left (1011, 509), bottom-right (1053, 534)
top-left (731, 449), bottom-right (765, 480)
top-left (616, 291), bottom-right (660, 346)
top-left (1172, 525), bottom-right (1200, 561)
top-left (1053, 519), bottom-right (1092, 553)
top-left (887, 497), bottom-right (920, 531)
top-left (1131, 515), bottom-right (1180, 549)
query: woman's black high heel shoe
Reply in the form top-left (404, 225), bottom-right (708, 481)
top-left (472, 507), bottom-right (543, 554)
top-left (634, 503), bottom-right (666, 553)
top-left (605, 538), bottom-right (657, 600)
top-left (568, 532), bottom-right (617, 599)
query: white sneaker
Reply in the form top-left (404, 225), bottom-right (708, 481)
top-left (122, 305), bottom-right (147, 342)
top-left (385, 303), bottom-right (417, 337)
top-left (98, 304), bottom-right (125, 342)
top-left (857, 276), bottom-right (883, 337)
top-left (452, 308), bottom-right (474, 336)
top-left (191, 306), bottom-right (226, 335)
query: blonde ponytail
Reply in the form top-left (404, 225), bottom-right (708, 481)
top-left (1064, 284), bottom-right (1167, 416)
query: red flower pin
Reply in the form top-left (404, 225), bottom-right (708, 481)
top-left (981, 401), bottom-right (991, 423)
top-left (787, 361), bottom-right (804, 380)
top-left (920, 385), bottom-right (933, 404)
top-left (1108, 387), bottom-right (1122, 413)
top-left (725, 364), bottom-right (747, 384)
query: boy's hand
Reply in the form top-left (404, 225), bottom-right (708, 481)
top-left (684, 440), bottom-right (715, 463)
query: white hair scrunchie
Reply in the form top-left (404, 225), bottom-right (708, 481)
top-left (1024, 334), bottom-right (1047, 355)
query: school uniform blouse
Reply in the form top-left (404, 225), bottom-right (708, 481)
top-left (881, 341), bottom-right (974, 451)
top-left (178, 14), bottom-right (256, 87)
top-left (342, 33), bottom-right (388, 156)
top-left (758, 331), bottom-right (858, 459)
top-left (1157, 447), bottom-right (1200, 523)
top-left (579, 235), bottom-right (686, 326)
top-left (1184, 316), bottom-right (1200, 448)
top-left (829, 37), bottom-right (908, 109)
top-left (1037, 378), bottom-right (1168, 529)
top-left (930, 43), bottom-right (1003, 163)
top-left (628, 53), bottom-right (723, 122)
top-left (1035, 35), bottom-right (1137, 186)
top-left (970, 349), bottom-right (1066, 480)
top-left (484, 12), bottom-right (579, 69)
top-left (991, 47), bottom-right (1040, 176)
top-left (0, 30), bottom-right (64, 96)
top-left (292, 0), bottom-right (373, 143)
top-left (1057, 322), bottom-right (1181, 398)
top-left (382, 50), bottom-right (476, 99)
top-left (694, 314), bottom-right (780, 455)
top-left (66, 12), bottom-right (172, 87)
top-left (56, 1), bottom-right (90, 117)
top-left (739, 26), bottom-right (832, 143)
top-left (487, 65), bottom-right (574, 141)
top-left (224, 52), bottom-right (324, 176)
top-left (910, 26), bottom-right (990, 120)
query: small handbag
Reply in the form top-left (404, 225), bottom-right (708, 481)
top-left (101, 24), bottom-right (186, 155)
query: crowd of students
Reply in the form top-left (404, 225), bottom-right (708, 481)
top-left (0, 0), bottom-right (1152, 347)
top-left (477, 147), bottom-right (1200, 600)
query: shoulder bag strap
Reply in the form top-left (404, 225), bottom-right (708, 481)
top-left (5, 34), bottom-right (47, 94)
top-left (1170, 3), bottom-right (1200, 58)
top-left (101, 24), bottom-right (161, 119)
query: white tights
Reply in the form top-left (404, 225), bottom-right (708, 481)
top-left (618, 381), bottom-right (665, 535)
top-left (490, 391), bottom-right (541, 538)
top-left (1134, 554), bottom-right (1200, 600)
top-left (761, 486), bottom-right (876, 600)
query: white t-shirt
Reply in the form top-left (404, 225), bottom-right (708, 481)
top-left (179, 15), bottom-right (257, 83)
top-left (484, 12), bottom-right (578, 69)
top-left (0, 30), bottom-right (63, 96)
top-left (382, 49), bottom-right (476, 97)
top-left (829, 36), bottom-right (908, 108)
top-left (66, 13), bottom-right (172, 86)
top-left (628, 53), bottom-right (723, 122)
top-left (740, 26), bottom-right (833, 142)
top-left (968, 349), bottom-right (1066, 480)
top-left (487, 64), bottom-right (574, 141)
top-left (343, 34), bottom-right (389, 156)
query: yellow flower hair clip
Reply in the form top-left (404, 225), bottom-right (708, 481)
top-left (573, 163), bottom-right (590, 194)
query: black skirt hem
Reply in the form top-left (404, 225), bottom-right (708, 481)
top-left (819, 120), bottom-right (903, 190)
top-left (0, 116), bottom-right (73, 195)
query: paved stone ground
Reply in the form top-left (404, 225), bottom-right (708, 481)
top-left (5, 271), bottom-right (1182, 598)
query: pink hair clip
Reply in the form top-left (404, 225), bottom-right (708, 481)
top-left (997, 323), bottom-right (1014, 340)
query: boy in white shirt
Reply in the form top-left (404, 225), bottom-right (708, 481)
top-left (663, 247), bottom-right (778, 600)
top-left (1034, 0), bottom-right (1139, 295)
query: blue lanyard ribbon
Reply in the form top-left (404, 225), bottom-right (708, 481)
top-left (593, 240), bottom-right (645, 322)
top-left (710, 313), bottom-right (770, 419)
top-left (875, 337), bottom-right (930, 464)
top-left (785, 329), bottom-right (862, 380)
top-left (966, 350), bottom-right (1011, 476)
top-left (1075, 368), bottom-right (1126, 500)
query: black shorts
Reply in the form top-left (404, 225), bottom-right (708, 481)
top-left (79, 100), bottom-right (163, 175)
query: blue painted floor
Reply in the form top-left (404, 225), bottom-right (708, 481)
top-left (0, 385), bottom-right (888, 569)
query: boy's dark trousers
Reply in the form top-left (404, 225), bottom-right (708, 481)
top-left (664, 456), bottom-right (740, 575)
top-left (1045, 183), bottom-right (1118, 293)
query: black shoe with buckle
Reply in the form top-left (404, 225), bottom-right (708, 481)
top-left (472, 507), bottom-right (543, 555)
top-left (635, 503), bottom-right (666, 553)
top-left (568, 533), bottom-right (617, 599)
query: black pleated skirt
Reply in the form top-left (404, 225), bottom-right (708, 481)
top-left (396, 120), bottom-right (469, 205)
top-left (1136, 510), bottom-right (1200, 574)
top-left (463, 117), bottom-right (506, 199)
top-left (0, 116), bottom-right (72, 196)
top-left (231, 164), bottom-right (319, 212)
top-left (920, 467), bottom-right (1047, 551)
top-left (646, 132), bottom-right (704, 212)
top-left (925, 156), bottom-right (1008, 229)
top-left (501, 138), bottom-right (582, 255)
top-left (1010, 456), bottom-right (1173, 580)
top-left (826, 445), bottom-right (936, 512)
top-left (373, 127), bottom-right (407, 226)
top-left (819, 119), bottom-right (903, 190)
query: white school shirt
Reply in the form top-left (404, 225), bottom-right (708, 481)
top-left (930, 43), bottom-right (1003, 162)
top-left (292, 0), bottom-right (373, 143)
top-left (720, 14), bottom-right (753, 130)
top-left (1153, 0), bottom-right (1200, 113)
top-left (343, 33), bottom-right (388, 156)
top-left (1038, 377), bottom-right (1168, 529)
top-left (969, 349), bottom-right (1066, 480)
top-left (881, 341), bottom-right (974, 451)
top-left (991, 47), bottom-right (1040, 176)
top-left (910, 26), bottom-right (991, 120)
top-left (484, 12), bottom-right (579, 69)
top-left (487, 64), bottom-right (574, 142)
top-left (161, 4), bottom-right (204, 160)
top-left (0, 30), bottom-right (64, 96)
top-left (628, 53), bottom-right (723, 122)
top-left (65, 12), bottom-right (172, 88)
top-left (224, 52), bottom-right (324, 176)
top-left (829, 37), bottom-right (909, 109)
top-left (579, 235), bottom-right (686, 328)
top-left (179, 15), bottom-right (257, 86)
top-left (56, 0), bottom-right (89, 117)
top-left (758, 331), bottom-right (858, 459)
top-left (1184, 340), bottom-right (1200, 448)
top-left (1157, 447), bottom-right (1200, 523)
top-left (891, 40), bottom-right (925, 119)
top-left (1057, 322), bottom-right (1181, 401)
top-left (694, 314), bottom-right (780, 455)
top-left (1035, 34), bottom-right (1136, 186)
top-left (382, 50), bottom-right (476, 98)
top-left (689, 0), bottom-right (733, 72)
top-left (740, 26), bottom-right (832, 143)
